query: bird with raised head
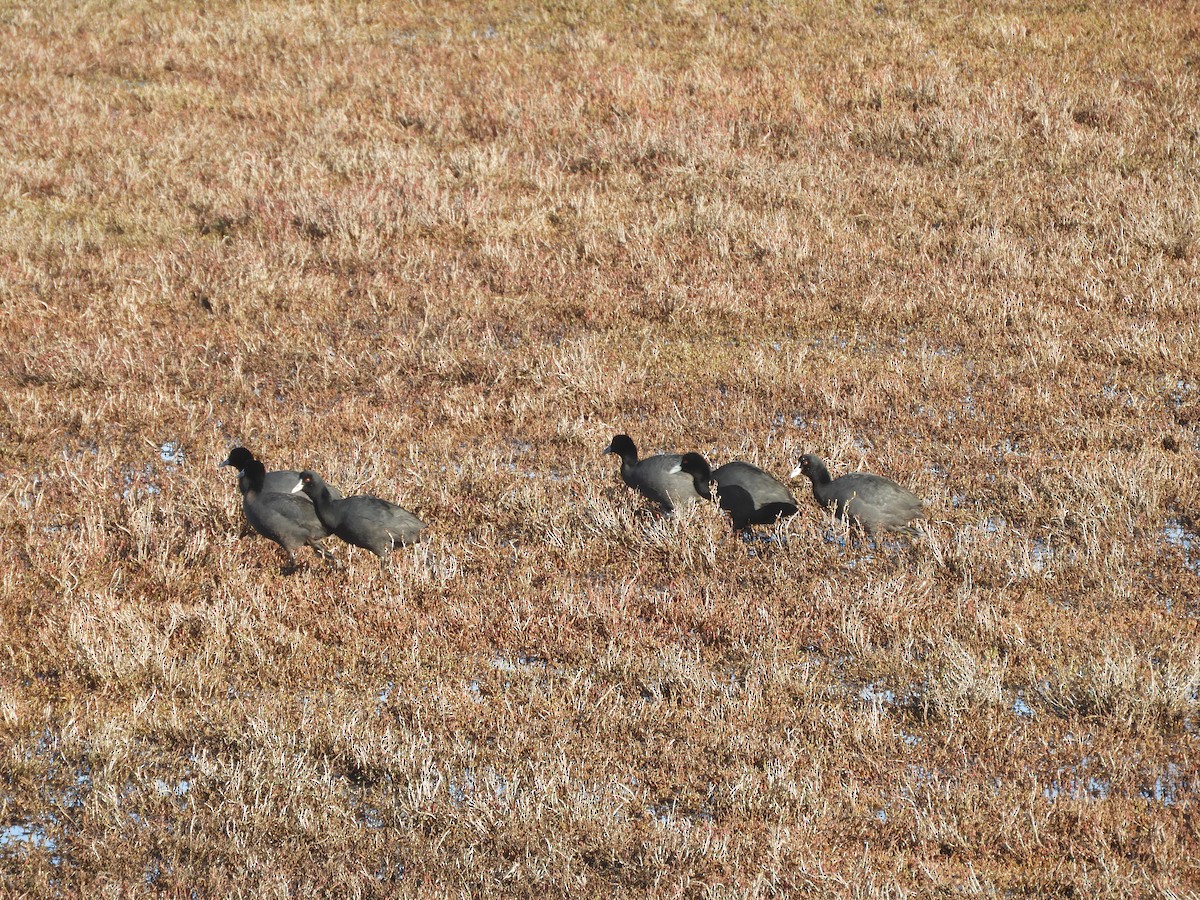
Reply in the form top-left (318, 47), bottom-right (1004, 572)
top-left (232, 459), bottom-right (336, 570)
top-left (603, 433), bottom-right (706, 513)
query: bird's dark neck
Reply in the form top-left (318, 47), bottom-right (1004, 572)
top-left (807, 464), bottom-right (833, 501)
top-left (309, 484), bottom-right (339, 525)
top-left (241, 464), bottom-right (266, 499)
top-left (684, 458), bottom-right (713, 499)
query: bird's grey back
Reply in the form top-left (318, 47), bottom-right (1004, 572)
top-left (244, 490), bottom-right (330, 548)
top-left (822, 472), bottom-right (924, 530)
top-left (622, 453), bottom-right (700, 512)
top-left (711, 461), bottom-right (798, 529)
top-left (335, 495), bottom-right (425, 545)
top-left (713, 461), bottom-right (795, 506)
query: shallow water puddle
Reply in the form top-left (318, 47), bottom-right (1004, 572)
top-left (1041, 761), bottom-right (1111, 802)
top-left (0, 822), bottom-right (57, 855)
top-left (159, 441), bottom-right (185, 467)
top-left (1163, 519), bottom-right (1198, 574)
top-left (1012, 695), bottom-right (1034, 718)
top-left (1139, 763), bottom-right (1186, 805)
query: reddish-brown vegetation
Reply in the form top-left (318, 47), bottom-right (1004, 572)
top-left (1, 1), bottom-right (1197, 895)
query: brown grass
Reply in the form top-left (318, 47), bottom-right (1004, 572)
top-left (1, 0), bottom-right (1198, 895)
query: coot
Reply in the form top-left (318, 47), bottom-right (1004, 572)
top-left (293, 470), bottom-right (425, 568)
top-left (603, 434), bottom-right (705, 513)
top-left (677, 452), bottom-right (799, 532)
top-left (236, 460), bottom-right (336, 569)
top-left (790, 454), bottom-right (925, 537)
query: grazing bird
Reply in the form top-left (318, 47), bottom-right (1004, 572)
top-left (790, 454), bottom-right (925, 539)
top-left (233, 459), bottom-right (336, 569)
top-left (220, 446), bottom-right (343, 503)
top-left (676, 452), bottom-right (799, 533)
top-left (292, 470), bottom-right (425, 569)
top-left (603, 433), bottom-right (706, 513)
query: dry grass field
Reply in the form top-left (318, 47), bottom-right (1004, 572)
top-left (2, 0), bottom-right (1198, 895)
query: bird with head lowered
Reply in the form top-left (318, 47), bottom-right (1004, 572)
top-left (790, 454), bottom-right (925, 540)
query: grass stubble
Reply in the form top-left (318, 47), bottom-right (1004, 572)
top-left (1, 0), bottom-right (1198, 895)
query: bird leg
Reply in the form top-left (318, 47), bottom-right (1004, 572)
top-left (308, 540), bottom-right (340, 568)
